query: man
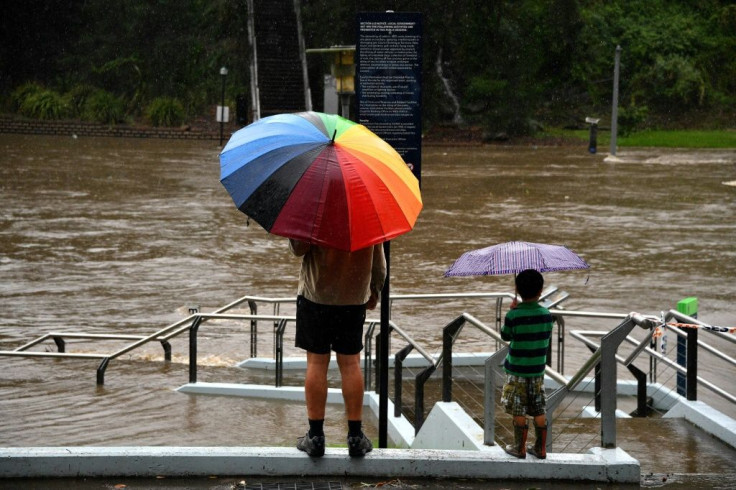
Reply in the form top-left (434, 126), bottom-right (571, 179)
top-left (289, 239), bottom-right (386, 458)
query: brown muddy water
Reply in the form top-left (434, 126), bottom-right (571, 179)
top-left (1, 134), bottom-right (735, 488)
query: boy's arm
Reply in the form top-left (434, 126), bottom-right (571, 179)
top-left (500, 313), bottom-right (513, 341)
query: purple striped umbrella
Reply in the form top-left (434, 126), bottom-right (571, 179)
top-left (444, 241), bottom-right (590, 277)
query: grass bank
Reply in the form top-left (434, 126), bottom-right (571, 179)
top-left (548, 128), bottom-right (736, 149)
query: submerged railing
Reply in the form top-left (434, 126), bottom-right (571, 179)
top-left (0, 293), bottom-right (293, 384)
top-left (2, 288), bottom-right (733, 454)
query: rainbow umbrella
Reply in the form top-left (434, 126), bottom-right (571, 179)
top-left (220, 111), bottom-right (422, 251)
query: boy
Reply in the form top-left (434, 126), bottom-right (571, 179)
top-left (500, 269), bottom-right (554, 459)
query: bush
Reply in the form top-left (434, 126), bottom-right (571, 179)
top-left (19, 89), bottom-right (70, 120)
top-left (146, 97), bottom-right (185, 127)
top-left (11, 82), bottom-right (45, 110)
top-left (618, 104), bottom-right (649, 136)
top-left (66, 84), bottom-right (97, 118)
top-left (83, 90), bottom-right (126, 124)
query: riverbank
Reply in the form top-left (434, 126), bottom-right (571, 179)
top-left (1, 113), bottom-right (734, 149)
top-left (0, 115), bottom-right (584, 147)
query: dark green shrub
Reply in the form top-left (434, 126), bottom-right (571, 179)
top-left (11, 82), bottom-right (45, 111)
top-left (146, 97), bottom-right (185, 127)
top-left (19, 89), bottom-right (70, 120)
top-left (83, 90), bottom-right (126, 124)
top-left (66, 84), bottom-right (97, 118)
top-left (618, 104), bottom-right (649, 136)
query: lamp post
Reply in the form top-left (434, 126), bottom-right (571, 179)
top-left (219, 66), bottom-right (228, 146)
top-left (610, 46), bottom-right (621, 156)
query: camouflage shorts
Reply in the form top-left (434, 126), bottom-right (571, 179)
top-left (501, 375), bottom-right (546, 417)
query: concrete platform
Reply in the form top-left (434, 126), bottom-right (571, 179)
top-left (0, 446), bottom-right (640, 483)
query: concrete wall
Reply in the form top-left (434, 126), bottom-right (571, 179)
top-left (0, 116), bottom-right (222, 140)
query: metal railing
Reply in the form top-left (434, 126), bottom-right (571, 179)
top-left (437, 309), bottom-right (675, 449)
top-left (0, 288), bottom-right (571, 387)
top-left (4, 287), bottom-right (732, 453)
top-left (0, 293), bottom-right (291, 384)
top-left (570, 310), bottom-right (736, 408)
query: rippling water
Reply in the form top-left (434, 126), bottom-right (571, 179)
top-left (1, 135), bottom-right (735, 479)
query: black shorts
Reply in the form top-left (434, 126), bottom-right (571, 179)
top-left (295, 295), bottom-right (366, 355)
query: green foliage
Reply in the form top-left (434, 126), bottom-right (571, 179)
top-left (618, 104), bottom-right (649, 136)
top-left (646, 55), bottom-right (705, 108)
top-left (464, 77), bottom-right (508, 110)
top-left (2, 0), bottom-right (734, 134)
top-left (146, 97), bottom-right (185, 127)
top-left (83, 90), bottom-right (126, 125)
top-left (66, 84), bottom-right (97, 118)
top-left (18, 88), bottom-right (70, 120)
top-left (11, 82), bottom-right (45, 110)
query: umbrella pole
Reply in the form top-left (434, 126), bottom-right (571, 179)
top-left (378, 241), bottom-right (390, 448)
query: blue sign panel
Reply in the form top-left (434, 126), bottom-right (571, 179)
top-left (356, 12), bottom-right (422, 184)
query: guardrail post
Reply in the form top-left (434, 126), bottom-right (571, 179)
top-left (686, 327), bottom-right (698, 401)
top-left (415, 364), bottom-right (436, 433)
top-left (188, 316), bottom-right (203, 384)
top-left (600, 316), bottom-right (638, 448)
top-left (160, 340), bottom-right (172, 361)
top-left (394, 344), bottom-right (413, 417)
top-left (248, 300), bottom-right (258, 358)
top-left (442, 316), bottom-right (465, 402)
top-left (96, 357), bottom-right (110, 385)
top-left (275, 319), bottom-right (288, 387)
top-left (600, 330), bottom-right (618, 447)
top-left (364, 322), bottom-right (378, 391)
top-left (555, 315), bottom-right (565, 374)
top-left (626, 364), bottom-right (649, 416)
top-left (484, 348), bottom-right (507, 445)
top-left (677, 298), bottom-right (698, 400)
top-left (53, 336), bottom-right (65, 353)
top-left (375, 332), bottom-right (382, 395)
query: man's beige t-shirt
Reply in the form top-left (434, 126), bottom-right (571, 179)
top-left (289, 239), bottom-right (387, 306)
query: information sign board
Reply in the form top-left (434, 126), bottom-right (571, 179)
top-left (356, 12), bottom-right (422, 183)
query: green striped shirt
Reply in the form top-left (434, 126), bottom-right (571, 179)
top-left (501, 301), bottom-right (554, 377)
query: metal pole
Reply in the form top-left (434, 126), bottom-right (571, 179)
top-left (219, 66), bottom-right (228, 146)
top-left (687, 328), bottom-right (698, 400)
top-left (188, 317), bottom-right (202, 384)
top-left (610, 45), bottom-right (621, 156)
top-left (378, 241), bottom-right (390, 448)
top-left (676, 298), bottom-right (698, 400)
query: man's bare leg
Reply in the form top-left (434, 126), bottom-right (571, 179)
top-left (305, 351), bottom-right (330, 420)
top-left (336, 352), bottom-right (363, 421)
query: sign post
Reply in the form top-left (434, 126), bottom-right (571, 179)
top-left (357, 11), bottom-right (422, 449)
top-left (676, 297), bottom-right (698, 400)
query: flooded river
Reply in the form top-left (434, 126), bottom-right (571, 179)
top-left (1, 134), bottom-right (735, 484)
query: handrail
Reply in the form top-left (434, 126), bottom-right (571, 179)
top-left (441, 311), bottom-right (663, 448)
top-left (0, 311), bottom-right (295, 384)
top-left (441, 312), bottom-right (569, 400)
top-left (186, 313), bottom-right (296, 385)
top-left (570, 316), bottom-right (736, 406)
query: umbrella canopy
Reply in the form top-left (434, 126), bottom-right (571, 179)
top-left (444, 241), bottom-right (590, 277)
top-left (220, 111), bottom-right (422, 252)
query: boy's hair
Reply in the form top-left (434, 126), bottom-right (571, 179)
top-left (516, 269), bottom-right (544, 300)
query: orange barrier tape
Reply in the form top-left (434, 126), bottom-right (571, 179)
top-left (664, 322), bottom-right (736, 334)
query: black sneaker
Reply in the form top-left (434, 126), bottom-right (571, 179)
top-left (296, 432), bottom-right (325, 457)
top-left (347, 432), bottom-right (373, 457)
